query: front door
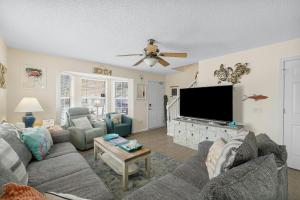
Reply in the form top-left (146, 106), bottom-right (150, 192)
top-left (283, 58), bottom-right (300, 170)
top-left (148, 81), bottom-right (165, 129)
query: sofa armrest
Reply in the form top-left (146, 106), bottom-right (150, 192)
top-left (51, 130), bottom-right (70, 144)
top-left (104, 118), bottom-right (114, 133)
top-left (198, 141), bottom-right (213, 161)
top-left (85, 127), bottom-right (106, 137)
top-left (122, 115), bottom-right (132, 125)
top-left (68, 127), bottom-right (86, 150)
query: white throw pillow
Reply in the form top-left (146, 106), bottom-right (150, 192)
top-left (0, 138), bottom-right (28, 185)
top-left (208, 132), bottom-right (250, 179)
top-left (72, 117), bottom-right (92, 129)
top-left (111, 113), bottom-right (122, 125)
top-left (205, 138), bottom-right (226, 179)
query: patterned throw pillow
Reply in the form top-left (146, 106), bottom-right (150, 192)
top-left (0, 182), bottom-right (47, 200)
top-left (212, 139), bottom-right (243, 178)
top-left (231, 131), bottom-right (258, 167)
top-left (22, 127), bottom-right (52, 161)
top-left (0, 122), bottom-right (22, 139)
top-left (111, 113), bottom-right (122, 125)
top-left (71, 117), bottom-right (93, 129)
top-left (205, 138), bottom-right (226, 179)
top-left (210, 131), bottom-right (257, 179)
top-left (0, 138), bottom-right (28, 185)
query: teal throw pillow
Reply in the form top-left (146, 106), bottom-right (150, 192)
top-left (22, 127), bottom-right (52, 161)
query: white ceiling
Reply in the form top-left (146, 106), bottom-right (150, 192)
top-left (0, 0), bottom-right (300, 74)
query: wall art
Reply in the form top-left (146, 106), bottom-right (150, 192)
top-left (22, 66), bottom-right (47, 89)
top-left (214, 63), bottom-right (250, 85)
top-left (137, 84), bottom-right (146, 100)
top-left (93, 66), bottom-right (112, 76)
top-left (0, 63), bottom-right (7, 89)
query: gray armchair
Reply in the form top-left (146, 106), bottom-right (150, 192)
top-left (65, 107), bottom-right (107, 150)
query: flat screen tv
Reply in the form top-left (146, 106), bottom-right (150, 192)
top-left (180, 85), bottom-right (233, 122)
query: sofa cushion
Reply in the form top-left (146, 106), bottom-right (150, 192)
top-left (205, 138), bottom-right (226, 179)
top-left (231, 131), bottom-right (258, 167)
top-left (124, 174), bottom-right (201, 200)
top-left (85, 128), bottom-right (105, 144)
top-left (256, 133), bottom-right (287, 167)
top-left (0, 162), bottom-right (19, 187)
top-left (0, 138), bottom-right (28, 185)
top-left (172, 154), bottom-right (209, 189)
top-left (0, 125), bottom-right (32, 167)
top-left (111, 113), bottom-right (122, 124)
top-left (1, 183), bottom-right (47, 200)
top-left (22, 127), bottom-right (53, 161)
top-left (35, 168), bottom-right (114, 200)
top-left (211, 138), bottom-right (242, 178)
top-left (27, 153), bottom-right (90, 186)
top-left (46, 142), bottom-right (77, 159)
top-left (72, 117), bottom-right (93, 129)
top-left (199, 154), bottom-right (278, 200)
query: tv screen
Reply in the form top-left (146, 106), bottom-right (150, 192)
top-left (180, 85), bottom-right (233, 122)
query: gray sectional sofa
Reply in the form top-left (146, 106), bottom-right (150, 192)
top-left (1, 121), bottom-right (288, 200)
top-left (0, 124), bottom-right (114, 200)
top-left (125, 135), bottom-right (288, 200)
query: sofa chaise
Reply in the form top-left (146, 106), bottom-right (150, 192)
top-left (125, 134), bottom-right (288, 200)
top-left (0, 124), bottom-right (114, 200)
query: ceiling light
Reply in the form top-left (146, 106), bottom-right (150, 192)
top-left (143, 57), bottom-right (158, 67)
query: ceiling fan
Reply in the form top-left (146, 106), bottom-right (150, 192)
top-left (117, 39), bottom-right (188, 67)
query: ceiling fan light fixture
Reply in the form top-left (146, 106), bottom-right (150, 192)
top-left (143, 57), bottom-right (158, 67)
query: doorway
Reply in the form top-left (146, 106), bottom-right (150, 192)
top-left (283, 57), bottom-right (300, 170)
top-left (148, 80), bottom-right (165, 129)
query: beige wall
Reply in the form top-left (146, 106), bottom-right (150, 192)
top-left (165, 63), bottom-right (198, 98)
top-left (0, 36), bottom-right (7, 121)
top-left (197, 38), bottom-right (300, 143)
top-left (7, 48), bottom-right (165, 132)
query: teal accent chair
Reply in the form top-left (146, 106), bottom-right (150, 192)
top-left (65, 107), bottom-right (107, 150)
top-left (105, 113), bottom-right (132, 137)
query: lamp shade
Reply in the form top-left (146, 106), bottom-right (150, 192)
top-left (15, 97), bottom-right (44, 113)
top-left (94, 100), bottom-right (101, 107)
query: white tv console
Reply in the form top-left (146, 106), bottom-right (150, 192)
top-left (172, 117), bottom-right (244, 150)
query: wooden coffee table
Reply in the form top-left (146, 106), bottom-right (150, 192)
top-left (94, 137), bottom-right (151, 191)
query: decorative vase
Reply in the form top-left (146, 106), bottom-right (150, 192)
top-left (22, 112), bottom-right (36, 128)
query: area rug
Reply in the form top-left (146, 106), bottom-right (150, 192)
top-left (81, 150), bottom-right (181, 199)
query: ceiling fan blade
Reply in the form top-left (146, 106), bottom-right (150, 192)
top-left (116, 53), bottom-right (143, 57)
top-left (157, 57), bottom-right (170, 67)
top-left (159, 52), bottom-right (187, 58)
top-left (133, 58), bottom-right (145, 66)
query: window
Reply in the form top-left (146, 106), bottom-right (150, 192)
top-left (112, 81), bottom-right (128, 114)
top-left (81, 79), bottom-right (106, 116)
top-left (60, 74), bottom-right (72, 125)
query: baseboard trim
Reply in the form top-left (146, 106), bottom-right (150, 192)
top-left (167, 132), bottom-right (174, 137)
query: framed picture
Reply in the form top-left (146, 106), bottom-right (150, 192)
top-left (21, 65), bottom-right (47, 89)
top-left (42, 119), bottom-right (55, 128)
top-left (137, 84), bottom-right (146, 100)
top-left (0, 63), bottom-right (7, 89)
top-left (171, 86), bottom-right (179, 97)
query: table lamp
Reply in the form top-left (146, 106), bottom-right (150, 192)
top-left (94, 100), bottom-right (101, 116)
top-left (14, 97), bottom-right (44, 128)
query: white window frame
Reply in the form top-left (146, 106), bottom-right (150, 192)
top-left (112, 80), bottom-right (129, 115)
top-left (58, 74), bottom-right (72, 125)
top-left (80, 78), bottom-right (107, 117)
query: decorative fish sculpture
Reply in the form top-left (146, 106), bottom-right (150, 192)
top-left (243, 94), bottom-right (269, 101)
